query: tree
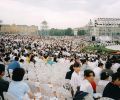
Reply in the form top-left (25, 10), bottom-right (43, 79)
top-left (77, 30), bottom-right (87, 36)
top-left (45, 28), bottom-right (74, 36)
top-left (49, 28), bottom-right (65, 36)
top-left (116, 33), bottom-right (120, 35)
top-left (65, 28), bottom-right (74, 36)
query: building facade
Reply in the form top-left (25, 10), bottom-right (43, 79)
top-left (73, 28), bottom-right (78, 36)
top-left (87, 18), bottom-right (120, 37)
top-left (40, 21), bottom-right (49, 36)
top-left (0, 24), bottom-right (38, 35)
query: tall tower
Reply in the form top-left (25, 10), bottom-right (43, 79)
top-left (41, 21), bottom-right (48, 36)
top-left (88, 19), bottom-right (93, 36)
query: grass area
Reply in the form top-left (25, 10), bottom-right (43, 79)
top-left (82, 45), bottom-right (117, 55)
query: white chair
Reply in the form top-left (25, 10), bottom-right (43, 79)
top-left (3, 92), bottom-right (17, 100)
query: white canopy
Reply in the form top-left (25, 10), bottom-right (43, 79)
top-left (106, 45), bottom-right (120, 51)
top-left (99, 36), bottom-right (112, 42)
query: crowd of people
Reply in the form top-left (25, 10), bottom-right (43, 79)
top-left (0, 34), bottom-right (120, 100)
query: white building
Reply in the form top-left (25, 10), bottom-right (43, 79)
top-left (41, 21), bottom-right (48, 36)
top-left (88, 18), bottom-right (120, 37)
top-left (73, 28), bottom-right (78, 36)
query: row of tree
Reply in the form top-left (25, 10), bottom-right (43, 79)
top-left (39, 28), bottom-right (87, 36)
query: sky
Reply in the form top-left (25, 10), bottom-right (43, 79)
top-left (0, 0), bottom-right (120, 29)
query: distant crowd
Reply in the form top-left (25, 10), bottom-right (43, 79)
top-left (0, 34), bottom-right (120, 100)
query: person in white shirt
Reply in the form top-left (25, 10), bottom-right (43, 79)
top-left (87, 60), bottom-right (96, 70)
top-left (97, 72), bottom-right (110, 94)
top-left (81, 59), bottom-right (89, 71)
top-left (93, 63), bottom-right (104, 79)
top-left (80, 70), bottom-right (96, 96)
top-left (19, 59), bottom-right (24, 68)
top-left (98, 72), bottom-right (110, 86)
top-left (111, 63), bottom-right (120, 73)
top-left (70, 62), bottom-right (83, 94)
top-left (8, 68), bottom-right (33, 100)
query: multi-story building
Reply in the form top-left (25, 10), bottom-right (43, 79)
top-left (87, 18), bottom-right (120, 37)
top-left (0, 24), bottom-right (38, 35)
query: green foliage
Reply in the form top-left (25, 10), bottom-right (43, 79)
top-left (49, 28), bottom-right (65, 36)
top-left (38, 30), bottom-right (49, 36)
top-left (82, 45), bottom-right (116, 55)
top-left (77, 30), bottom-right (87, 36)
top-left (39, 28), bottom-right (74, 36)
top-left (64, 28), bottom-right (74, 36)
top-left (116, 33), bottom-right (120, 35)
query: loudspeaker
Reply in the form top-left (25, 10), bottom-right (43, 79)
top-left (92, 36), bottom-right (95, 41)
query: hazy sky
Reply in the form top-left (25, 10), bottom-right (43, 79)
top-left (0, 0), bottom-right (120, 29)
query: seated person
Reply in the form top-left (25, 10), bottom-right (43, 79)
top-left (64, 65), bottom-right (74, 93)
top-left (98, 72), bottom-right (110, 86)
top-left (8, 68), bottom-right (33, 100)
top-left (7, 57), bottom-right (20, 70)
top-left (97, 72), bottom-right (110, 93)
top-left (102, 62), bottom-right (113, 76)
top-left (65, 64), bottom-right (74, 80)
top-left (93, 63), bottom-right (104, 79)
top-left (80, 70), bottom-right (96, 95)
top-left (0, 64), bottom-right (9, 100)
top-left (81, 59), bottom-right (89, 71)
top-left (73, 86), bottom-right (94, 100)
top-left (103, 72), bottom-right (120, 100)
top-left (19, 59), bottom-right (24, 68)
